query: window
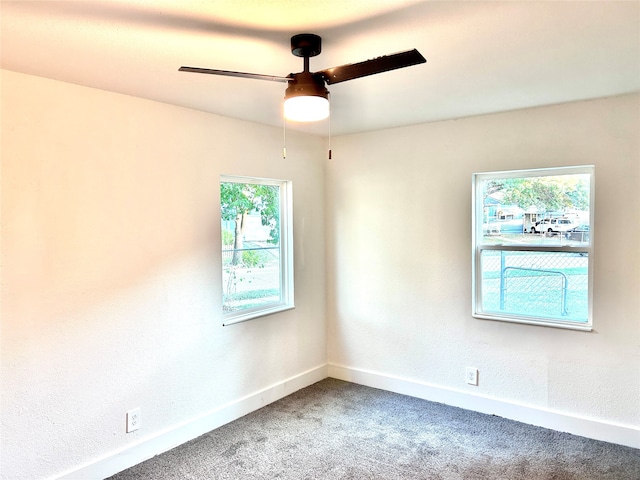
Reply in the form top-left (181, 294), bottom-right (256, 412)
top-left (220, 176), bottom-right (294, 325)
top-left (472, 166), bottom-right (594, 330)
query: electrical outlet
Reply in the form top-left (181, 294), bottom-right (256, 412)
top-left (126, 408), bottom-right (141, 433)
top-left (465, 367), bottom-right (479, 386)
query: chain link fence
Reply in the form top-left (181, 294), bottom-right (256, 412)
top-left (481, 250), bottom-right (589, 321)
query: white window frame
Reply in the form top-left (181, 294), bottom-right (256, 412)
top-left (472, 166), bottom-right (594, 331)
top-left (221, 175), bottom-right (294, 326)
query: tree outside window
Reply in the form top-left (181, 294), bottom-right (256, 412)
top-left (220, 176), bottom-right (293, 325)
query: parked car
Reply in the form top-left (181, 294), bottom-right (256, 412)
top-left (531, 217), bottom-right (578, 234)
top-left (567, 224), bottom-right (590, 242)
top-left (483, 222), bottom-right (501, 235)
top-left (531, 219), bottom-right (550, 233)
top-left (550, 218), bottom-right (579, 233)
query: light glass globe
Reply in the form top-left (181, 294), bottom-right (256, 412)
top-left (284, 96), bottom-right (330, 122)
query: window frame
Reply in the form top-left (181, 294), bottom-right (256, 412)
top-left (220, 175), bottom-right (294, 326)
top-left (472, 166), bottom-right (594, 331)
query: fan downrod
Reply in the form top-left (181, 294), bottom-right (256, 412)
top-left (291, 34), bottom-right (321, 58)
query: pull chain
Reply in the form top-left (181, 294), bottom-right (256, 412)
top-left (282, 107), bottom-right (287, 159)
top-left (328, 94), bottom-right (332, 160)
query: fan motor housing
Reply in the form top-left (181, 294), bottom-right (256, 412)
top-left (284, 71), bottom-right (329, 99)
top-left (291, 34), bottom-right (322, 57)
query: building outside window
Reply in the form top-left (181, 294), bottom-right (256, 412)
top-left (472, 166), bottom-right (594, 330)
top-left (220, 176), bottom-right (294, 325)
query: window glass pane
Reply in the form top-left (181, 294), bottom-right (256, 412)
top-left (480, 250), bottom-right (589, 323)
top-left (221, 181), bottom-right (282, 314)
top-left (478, 173), bottom-right (590, 246)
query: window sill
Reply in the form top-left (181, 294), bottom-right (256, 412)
top-left (473, 313), bottom-right (593, 332)
top-left (223, 303), bottom-right (295, 326)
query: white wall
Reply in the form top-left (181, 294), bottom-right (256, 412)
top-left (326, 94), bottom-right (640, 441)
top-left (0, 70), bottom-right (327, 479)
top-left (2, 69), bottom-right (638, 479)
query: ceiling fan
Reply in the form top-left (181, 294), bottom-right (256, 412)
top-left (179, 34), bottom-right (426, 122)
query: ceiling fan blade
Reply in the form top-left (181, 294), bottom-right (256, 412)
top-left (317, 49), bottom-right (426, 85)
top-left (179, 66), bottom-right (291, 83)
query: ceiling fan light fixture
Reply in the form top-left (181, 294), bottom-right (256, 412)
top-left (284, 95), bottom-right (329, 122)
top-left (283, 72), bottom-right (329, 122)
top-left (180, 33), bottom-right (426, 124)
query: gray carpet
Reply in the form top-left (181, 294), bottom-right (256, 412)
top-left (108, 378), bottom-right (640, 479)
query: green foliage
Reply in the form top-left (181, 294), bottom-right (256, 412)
top-left (254, 185), bottom-right (280, 245)
top-left (220, 182), bottom-right (254, 222)
top-left (242, 249), bottom-right (262, 267)
top-left (221, 229), bottom-right (234, 246)
top-left (488, 174), bottom-right (589, 212)
top-left (220, 181), bottom-right (280, 243)
top-left (223, 289), bottom-right (280, 312)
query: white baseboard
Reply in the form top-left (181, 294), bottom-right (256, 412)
top-left (54, 365), bottom-right (328, 480)
top-left (53, 361), bottom-right (638, 479)
top-left (328, 363), bottom-right (640, 449)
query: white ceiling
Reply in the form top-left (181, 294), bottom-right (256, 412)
top-left (2, 0), bottom-right (639, 136)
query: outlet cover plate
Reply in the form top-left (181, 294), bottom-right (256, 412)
top-left (466, 367), bottom-right (479, 386)
top-left (126, 408), bottom-right (141, 433)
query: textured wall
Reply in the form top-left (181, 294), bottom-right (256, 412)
top-left (0, 70), bottom-right (327, 479)
top-left (2, 69), bottom-right (638, 479)
top-left (326, 94), bottom-right (640, 428)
